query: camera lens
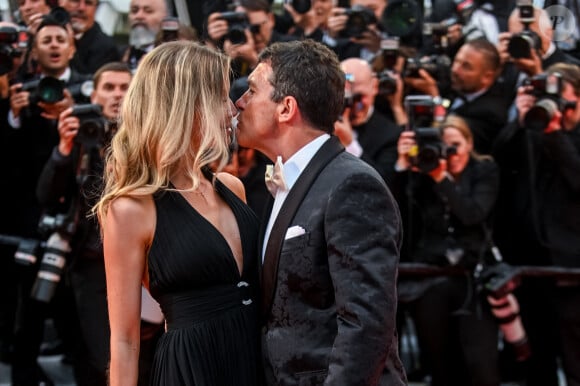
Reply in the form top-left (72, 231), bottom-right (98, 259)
top-left (382, 0), bottom-right (421, 37)
top-left (37, 77), bottom-right (64, 104)
top-left (524, 98), bottom-right (558, 131)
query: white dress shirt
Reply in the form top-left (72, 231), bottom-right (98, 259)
top-left (262, 133), bottom-right (331, 260)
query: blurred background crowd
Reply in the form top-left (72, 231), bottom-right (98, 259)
top-left (0, 0), bottom-right (579, 385)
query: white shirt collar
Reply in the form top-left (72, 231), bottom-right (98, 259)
top-left (41, 67), bottom-right (72, 82)
top-left (282, 133), bottom-right (331, 190)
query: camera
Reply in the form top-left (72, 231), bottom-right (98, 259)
top-left (403, 54), bottom-right (451, 82)
top-left (30, 232), bottom-right (71, 303)
top-left (14, 238), bottom-right (41, 267)
top-left (381, 0), bottom-right (422, 42)
top-left (48, 6), bottom-right (71, 26)
top-left (508, 29), bottom-right (541, 59)
top-left (160, 17), bottom-right (179, 43)
top-left (405, 95), bottom-right (455, 173)
top-left (32, 213), bottom-right (76, 302)
top-left (72, 104), bottom-right (106, 148)
top-left (285, 0), bottom-right (311, 14)
top-left (376, 37), bottom-right (400, 97)
top-left (342, 5), bottom-right (377, 38)
top-left (0, 26), bottom-right (28, 76)
top-left (20, 77), bottom-right (65, 104)
top-left (219, 11), bottom-right (250, 45)
top-left (508, 0), bottom-right (540, 59)
top-left (522, 72), bottom-right (576, 131)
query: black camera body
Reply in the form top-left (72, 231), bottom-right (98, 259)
top-left (285, 0), bottom-right (311, 14)
top-left (508, 0), bottom-right (540, 59)
top-left (523, 72), bottom-right (575, 131)
top-left (508, 29), bottom-right (541, 59)
top-left (220, 11), bottom-right (250, 45)
top-left (342, 5), bottom-right (377, 38)
top-left (376, 37), bottom-right (400, 97)
top-left (160, 17), bottom-right (179, 43)
top-left (71, 103), bottom-right (106, 148)
top-left (403, 54), bottom-right (451, 82)
top-left (0, 26), bottom-right (27, 76)
top-left (20, 77), bottom-right (65, 104)
top-left (405, 95), bottom-right (455, 173)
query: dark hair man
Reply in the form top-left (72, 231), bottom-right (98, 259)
top-left (405, 38), bottom-right (510, 154)
top-left (235, 39), bottom-right (406, 386)
top-left (59, 0), bottom-right (121, 74)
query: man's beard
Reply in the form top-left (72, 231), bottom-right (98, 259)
top-left (129, 25), bottom-right (157, 49)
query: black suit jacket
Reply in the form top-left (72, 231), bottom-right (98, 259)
top-left (261, 136), bottom-right (406, 386)
top-left (71, 22), bottom-right (120, 75)
top-left (355, 111), bottom-right (403, 189)
top-left (450, 83), bottom-right (510, 154)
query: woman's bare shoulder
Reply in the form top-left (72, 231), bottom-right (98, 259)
top-left (216, 172), bottom-right (247, 203)
top-left (105, 195), bottom-right (156, 243)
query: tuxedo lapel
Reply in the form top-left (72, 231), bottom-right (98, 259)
top-left (261, 136), bottom-right (344, 319)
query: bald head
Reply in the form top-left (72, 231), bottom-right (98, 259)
top-left (508, 6), bottom-right (553, 53)
top-left (340, 58), bottom-right (378, 126)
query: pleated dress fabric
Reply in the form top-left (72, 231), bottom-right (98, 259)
top-left (147, 174), bottom-right (261, 386)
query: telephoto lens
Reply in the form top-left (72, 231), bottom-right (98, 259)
top-left (14, 238), bottom-right (41, 266)
top-left (30, 232), bottom-right (71, 303)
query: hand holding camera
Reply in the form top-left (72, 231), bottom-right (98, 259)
top-left (57, 106), bottom-right (80, 156)
top-left (9, 83), bottom-right (30, 118)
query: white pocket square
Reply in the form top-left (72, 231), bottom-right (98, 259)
top-left (285, 225), bottom-right (306, 240)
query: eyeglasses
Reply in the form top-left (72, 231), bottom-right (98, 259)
top-left (249, 20), bottom-right (267, 35)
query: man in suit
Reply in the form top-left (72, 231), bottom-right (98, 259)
top-left (59, 0), bottom-right (120, 75)
top-left (334, 57), bottom-right (403, 188)
top-left (235, 39), bottom-right (406, 386)
top-left (405, 38), bottom-right (510, 154)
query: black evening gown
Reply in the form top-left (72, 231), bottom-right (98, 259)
top-left (147, 174), bottom-right (261, 386)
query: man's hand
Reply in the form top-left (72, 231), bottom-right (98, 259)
top-left (351, 25), bottom-right (381, 53)
top-left (396, 130), bottom-right (416, 170)
top-left (515, 85), bottom-right (535, 127)
top-left (428, 159), bottom-right (448, 182)
top-left (447, 23), bottom-right (463, 46)
top-left (383, 71), bottom-right (408, 126)
top-left (497, 32), bottom-right (512, 65)
top-left (57, 106), bottom-right (80, 156)
top-left (207, 12), bottom-right (228, 44)
top-left (334, 107), bottom-right (354, 146)
top-left (223, 29), bottom-right (259, 68)
top-left (404, 68), bottom-right (440, 97)
top-left (38, 89), bottom-right (74, 120)
top-left (513, 48), bottom-right (543, 77)
top-left (327, 7), bottom-right (347, 39)
top-left (9, 83), bottom-right (30, 118)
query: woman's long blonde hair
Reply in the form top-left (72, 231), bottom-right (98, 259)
top-left (94, 41), bottom-right (231, 224)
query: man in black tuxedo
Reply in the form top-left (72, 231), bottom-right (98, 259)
top-left (59, 0), bottom-right (120, 75)
top-left (405, 38), bottom-right (510, 154)
top-left (235, 39), bottom-right (406, 386)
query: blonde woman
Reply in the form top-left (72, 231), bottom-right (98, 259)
top-left (94, 41), bottom-right (260, 386)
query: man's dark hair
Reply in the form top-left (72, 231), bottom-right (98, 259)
top-left (93, 62), bottom-right (132, 89)
top-left (465, 38), bottom-right (501, 73)
top-left (238, 0), bottom-right (271, 13)
top-left (547, 62), bottom-right (580, 97)
top-left (259, 40), bottom-right (345, 132)
top-left (36, 14), bottom-right (68, 35)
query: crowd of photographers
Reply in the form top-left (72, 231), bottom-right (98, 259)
top-left (1, 0), bottom-right (579, 385)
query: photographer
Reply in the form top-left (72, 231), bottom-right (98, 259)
top-left (334, 57), bottom-right (403, 188)
top-left (35, 62), bottom-right (131, 386)
top-left (493, 62), bottom-right (580, 386)
top-left (405, 38), bottom-right (510, 154)
top-left (325, 0), bottom-right (385, 60)
top-left (206, 0), bottom-right (293, 79)
top-left (395, 114), bottom-right (501, 386)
